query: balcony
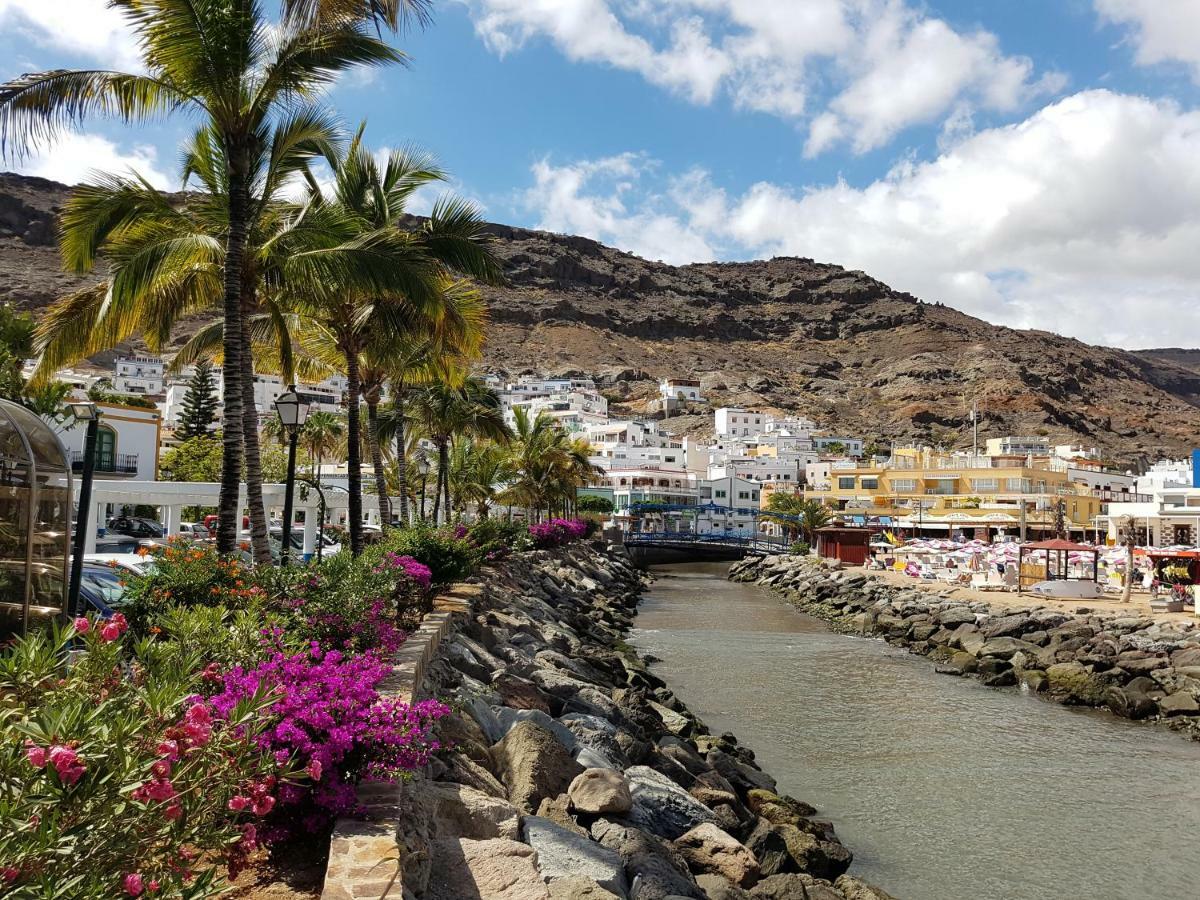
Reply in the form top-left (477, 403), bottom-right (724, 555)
top-left (70, 450), bottom-right (139, 476)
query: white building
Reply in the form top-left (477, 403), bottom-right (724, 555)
top-left (113, 355), bottom-right (165, 396)
top-left (659, 377), bottom-right (703, 403)
top-left (160, 368), bottom-right (345, 428)
top-left (812, 435), bottom-right (865, 457)
top-left (715, 407), bottom-right (766, 438)
top-left (505, 388), bottom-right (608, 433)
top-left (57, 400), bottom-right (161, 483)
top-left (1106, 484), bottom-right (1200, 547)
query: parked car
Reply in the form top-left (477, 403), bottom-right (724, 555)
top-left (106, 516), bottom-right (164, 539)
top-left (177, 522), bottom-right (212, 539)
top-left (83, 553), bottom-right (156, 578)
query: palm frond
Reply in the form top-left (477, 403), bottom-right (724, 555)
top-left (0, 69), bottom-right (195, 158)
top-left (422, 195), bottom-right (505, 285)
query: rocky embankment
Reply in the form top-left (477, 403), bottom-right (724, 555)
top-left (730, 555), bottom-right (1200, 739)
top-left (402, 543), bottom-right (895, 900)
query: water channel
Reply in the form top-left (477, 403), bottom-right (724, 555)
top-left (630, 563), bottom-right (1200, 900)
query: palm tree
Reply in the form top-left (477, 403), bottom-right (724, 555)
top-left (448, 439), bottom-right (513, 519)
top-left (761, 493), bottom-right (832, 547)
top-left (301, 411), bottom-right (345, 484)
top-left (500, 408), bottom-right (603, 522)
top-left (409, 379), bottom-right (510, 524)
top-left (293, 137), bottom-right (502, 552)
top-left (0, 0), bottom-right (423, 552)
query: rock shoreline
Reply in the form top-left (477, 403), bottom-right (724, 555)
top-left (730, 554), bottom-right (1200, 740)
top-left (401, 542), bottom-right (896, 900)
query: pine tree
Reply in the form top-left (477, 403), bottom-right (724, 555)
top-left (178, 360), bottom-right (219, 440)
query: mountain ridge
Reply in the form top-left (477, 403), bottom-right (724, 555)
top-left (2, 171), bottom-right (1198, 462)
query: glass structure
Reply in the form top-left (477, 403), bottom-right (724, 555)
top-left (0, 399), bottom-right (72, 638)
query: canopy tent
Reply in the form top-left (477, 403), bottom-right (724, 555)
top-left (1018, 538), bottom-right (1099, 593)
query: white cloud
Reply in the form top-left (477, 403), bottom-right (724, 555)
top-left (524, 152), bottom-right (716, 263)
top-left (459, 0), bottom-right (1055, 155)
top-left (0, 0), bottom-right (141, 71)
top-left (17, 132), bottom-right (171, 189)
top-left (517, 90), bottom-right (1200, 349)
top-left (1096, 0), bottom-right (1200, 82)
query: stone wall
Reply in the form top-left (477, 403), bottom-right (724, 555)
top-left (328, 541), bottom-right (899, 900)
top-left (730, 554), bottom-right (1200, 740)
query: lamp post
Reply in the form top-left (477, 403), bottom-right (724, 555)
top-left (273, 386), bottom-right (309, 566)
top-left (416, 454), bottom-right (430, 523)
top-left (67, 402), bottom-right (100, 618)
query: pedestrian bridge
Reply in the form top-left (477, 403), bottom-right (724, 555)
top-left (623, 531), bottom-right (790, 566)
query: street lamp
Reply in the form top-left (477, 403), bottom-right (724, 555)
top-left (273, 386), bottom-right (309, 566)
top-left (416, 454), bottom-right (430, 523)
top-left (67, 402), bottom-right (100, 618)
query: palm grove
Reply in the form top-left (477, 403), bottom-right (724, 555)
top-left (0, 0), bottom-right (599, 560)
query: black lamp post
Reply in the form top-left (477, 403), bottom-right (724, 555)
top-left (273, 386), bottom-right (309, 566)
top-left (67, 401), bottom-right (100, 618)
top-left (416, 454), bottom-right (430, 523)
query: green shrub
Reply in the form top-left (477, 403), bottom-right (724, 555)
top-left (378, 524), bottom-right (476, 586)
top-left (0, 619), bottom-right (291, 898)
top-left (122, 540), bottom-right (261, 630)
top-left (577, 495), bottom-right (614, 514)
top-left (789, 541), bottom-right (810, 556)
top-left (466, 519), bottom-right (528, 561)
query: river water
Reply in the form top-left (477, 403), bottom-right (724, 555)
top-left (630, 563), bottom-right (1200, 900)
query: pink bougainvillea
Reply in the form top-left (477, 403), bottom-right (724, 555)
top-left (528, 518), bottom-right (590, 549)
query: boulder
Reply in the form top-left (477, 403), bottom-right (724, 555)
top-left (548, 876), bottom-right (623, 899)
top-left (835, 875), bottom-right (900, 900)
top-left (674, 823), bottom-right (760, 887)
top-left (1046, 661), bottom-right (1108, 706)
top-left (426, 837), bottom-right (550, 900)
top-left (776, 825), bottom-right (852, 880)
top-left (744, 819), bottom-right (792, 877)
top-left (493, 672), bottom-right (554, 712)
top-left (624, 765), bottom-right (717, 840)
top-left (589, 820), bottom-right (704, 899)
top-left (442, 750), bottom-right (508, 798)
top-left (980, 614), bottom-right (1031, 639)
top-left (570, 768), bottom-right (634, 816)
top-left (1159, 691), bottom-right (1200, 716)
top-left (538, 793), bottom-right (589, 836)
top-left (745, 790), bottom-right (816, 826)
top-left (496, 708), bottom-right (580, 752)
top-left (491, 721), bottom-right (585, 812)
top-left (1170, 646), bottom-right (1200, 669)
top-left (689, 770), bottom-right (741, 810)
top-left (695, 873), bottom-right (753, 899)
top-left (523, 815), bottom-right (628, 897)
top-left (978, 637), bottom-right (1040, 660)
top-left (707, 750), bottom-right (777, 794)
top-left (749, 874), bottom-right (843, 900)
top-left (1104, 685), bottom-right (1157, 720)
top-left (936, 607), bottom-right (976, 626)
top-left (431, 782), bottom-right (522, 840)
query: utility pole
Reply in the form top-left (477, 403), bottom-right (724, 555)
top-left (971, 401), bottom-right (978, 462)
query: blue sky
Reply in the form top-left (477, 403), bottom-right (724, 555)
top-left (2, 0), bottom-right (1200, 349)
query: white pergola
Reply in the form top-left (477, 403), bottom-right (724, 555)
top-left (78, 480), bottom-right (351, 557)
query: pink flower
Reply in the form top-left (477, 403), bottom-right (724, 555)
top-left (182, 721), bottom-right (211, 747)
top-left (227, 795), bottom-right (250, 812)
top-left (156, 739), bottom-right (180, 760)
top-left (100, 622), bottom-right (121, 642)
top-left (163, 803), bottom-right (182, 821)
top-left (48, 745), bottom-right (85, 784)
top-left (72, 616), bottom-right (90, 634)
top-left (185, 703), bottom-right (211, 725)
top-left (307, 758), bottom-right (322, 781)
top-left (273, 749), bottom-right (290, 766)
top-left (112, 612), bottom-right (129, 634)
top-left (241, 823), bottom-right (258, 851)
top-left (252, 795), bottom-right (275, 816)
top-left (123, 873), bottom-right (144, 896)
top-left (2, 867), bottom-right (19, 883)
top-left (151, 759), bottom-right (171, 779)
top-left (147, 880), bottom-right (160, 893)
top-left (24, 743), bottom-right (46, 769)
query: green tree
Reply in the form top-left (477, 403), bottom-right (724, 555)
top-left (500, 408), bottom-right (603, 521)
top-left (577, 495), bottom-right (614, 514)
top-left (0, 304), bottom-right (70, 420)
top-left (1, 0), bottom-right (425, 553)
top-left (177, 360), bottom-right (219, 440)
top-left (160, 436), bottom-right (223, 482)
top-left (761, 493), bottom-right (833, 547)
top-left (448, 438), bottom-right (513, 520)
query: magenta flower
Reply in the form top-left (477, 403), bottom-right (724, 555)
top-left (123, 872), bottom-right (144, 896)
top-left (48, 745), bottom-right (85, 784)
top-left (72, 616), bottom-right (89, 634)
top-left (24, 743), bottom-right (46, 769)
top-left (228, 794), bottom-right (250, 812)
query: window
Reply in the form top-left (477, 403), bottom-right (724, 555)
top-left (838, 477), bottom-right (855, 490)
top-left (783, 473), bottom-right (791, 480)
top-left (1006, 478), bottom-right (1030, 492)
top-left (891, 478), bottom-right (917, 491)
top-left (971, 478), bottom-right (999, 492)
top-left (664, 455), bottom-right (676, 463)
top-left (738, 491), bottom-right (749, 500)
top-left (861, 478), bottom-right (879, 490)
top-left (752, 492), bottom-right (759, 501)
top-left (715, 489), bottom-right (727, 498)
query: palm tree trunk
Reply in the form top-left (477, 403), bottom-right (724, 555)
top-left (367, 398), bottom-right (390, 526)
top-left (431, 438), bottom-right (444, 524)
top-left (240, 298), bottom-right (271, 567)
top-left (442, 442), bottom-right (452, 524)
top-left (394, 387), bottom-right (409, 525)
top-left (345, 346), bottom-right (364, 556)
top-left (216, 165), bottom-right (248, 554)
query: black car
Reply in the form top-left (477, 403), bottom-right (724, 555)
top-left (106, 516), bottom-right (164, 539)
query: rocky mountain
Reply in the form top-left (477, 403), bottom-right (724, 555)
top-left (3, 171), bottom-right (1199, 462)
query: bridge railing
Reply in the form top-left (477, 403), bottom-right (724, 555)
top-left (623, 531), bottom-right (790, 554)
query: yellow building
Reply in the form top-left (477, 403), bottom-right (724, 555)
top-left (804, 447), bottom-right (1106, 539)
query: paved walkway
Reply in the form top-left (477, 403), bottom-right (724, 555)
top-left (864, 567), bottom-right (1199, 625)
